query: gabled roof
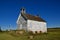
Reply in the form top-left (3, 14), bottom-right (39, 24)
top-left (21, 13), bottom-right (46, 22)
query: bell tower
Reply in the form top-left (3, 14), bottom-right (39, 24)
top-left (20, 7), bottom-right (26, 13)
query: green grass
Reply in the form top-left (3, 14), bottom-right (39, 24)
top-left (0, 28), bottom-right (60, 40)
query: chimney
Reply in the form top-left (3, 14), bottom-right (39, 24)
top-left (36, 13), bottom-right (40, 17)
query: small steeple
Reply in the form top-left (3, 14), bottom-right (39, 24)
top-left (37, 14), bottom-right (40, 17)
top-left (20, 7), bottom-right (26, 13)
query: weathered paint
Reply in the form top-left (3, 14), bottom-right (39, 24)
top-left (27, 20), bottom-right (47, 33)
top-left (17, 13), bottom-right (27, 30)
top-left (17, 14), bottom-right (47, 33)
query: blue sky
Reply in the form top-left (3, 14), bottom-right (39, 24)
top-left (0, 0), bottom-right (60, 30)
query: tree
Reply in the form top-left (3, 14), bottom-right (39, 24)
top-left (0, 26), bottom-right (2, 32)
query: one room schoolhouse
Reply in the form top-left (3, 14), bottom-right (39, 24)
top-left (16, 8), bottom-right (47, 33)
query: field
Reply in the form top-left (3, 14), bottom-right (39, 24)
top-left (0, 28), bottom-right (60, 40)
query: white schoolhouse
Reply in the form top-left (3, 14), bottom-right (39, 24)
top-left (16, 8), bottom-right (47, 33)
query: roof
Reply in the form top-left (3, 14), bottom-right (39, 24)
top-left (21, 13), bottom-right (46, 22)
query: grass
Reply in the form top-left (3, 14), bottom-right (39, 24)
top-left (0, 28), bottom-right (60, 40)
